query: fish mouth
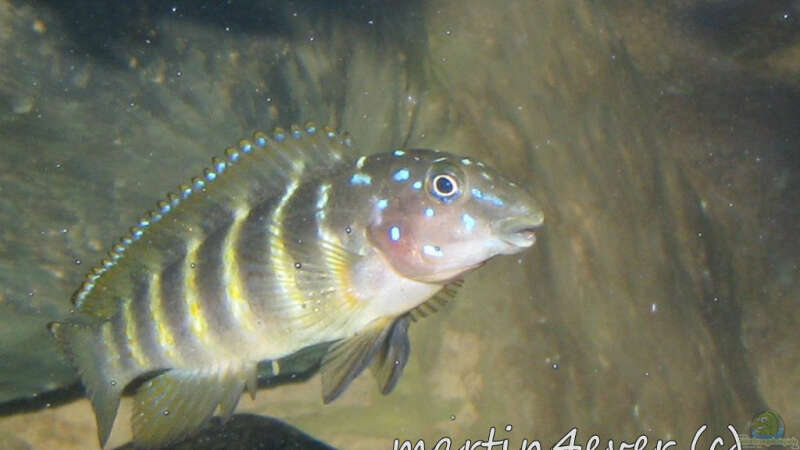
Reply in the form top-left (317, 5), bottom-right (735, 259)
top-left (495, 213), bottom-right (544, 249)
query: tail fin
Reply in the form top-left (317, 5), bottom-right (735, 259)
top-left (48, 319), bottom-right (126, 448)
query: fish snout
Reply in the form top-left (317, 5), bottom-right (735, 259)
top-left (494, 212), bottom-right (544, 249)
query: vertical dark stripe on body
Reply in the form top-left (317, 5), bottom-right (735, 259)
top-left (194, 209), bottom-right (236, 338)
top-left (159, 241), bottom-right (194, 361)
top-left (236, 193), bottom-right (283, 318)
top-left (130, 269), bottom-right (168, 368)
top-left (110, 297), bottom-right (140, 372)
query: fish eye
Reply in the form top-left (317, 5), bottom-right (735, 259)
top-left (430, 173), bottom-right (460, 201)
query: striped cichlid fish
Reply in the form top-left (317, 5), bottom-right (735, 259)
top-left (48, 123), bottom-right (544, 448)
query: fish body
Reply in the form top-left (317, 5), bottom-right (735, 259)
top-left (49, 124), bottom-right (543, 448)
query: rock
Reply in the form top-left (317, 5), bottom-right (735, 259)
top-left (114, 414), bottom-right (335, 450)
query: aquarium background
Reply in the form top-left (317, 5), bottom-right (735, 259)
top-left (0, 0), bottom-right (797, 448)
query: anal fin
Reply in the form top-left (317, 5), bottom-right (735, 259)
top-left (131, 362), bottom-right (255, 448)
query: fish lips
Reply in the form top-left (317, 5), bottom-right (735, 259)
top-left (494, 213), bottom-right (544, 249)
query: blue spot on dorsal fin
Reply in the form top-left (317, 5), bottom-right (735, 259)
top-left (72, 122), bottom-right (353, 313)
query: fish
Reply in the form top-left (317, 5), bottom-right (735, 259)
top-left (47, 123), bottom-right (544, 448)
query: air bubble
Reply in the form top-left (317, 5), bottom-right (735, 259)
top-left (294, 262), bottom-right (302, 269)
top-left (345, 226), bottom-right (352, 234)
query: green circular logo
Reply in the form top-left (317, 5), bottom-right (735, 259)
top-left (749, 410), bottom-right (785, 439)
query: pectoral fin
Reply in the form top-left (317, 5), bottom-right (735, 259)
top-left (370, 315), bottom-right (411, 395)
top-left (320, 317), bottom-right (394, 403)
top-left (409, 280), bottom-right (462, 321)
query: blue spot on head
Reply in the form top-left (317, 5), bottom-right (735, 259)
top-left (424, 207), bottom-right (435, 217)
top-left (412, 180), bottom-right (423, 190)
top-left (377, 199), bottom-right (389, 210)
top-left (389, 226), bottom-right (401, 242)
top-left (471, 188), bottom-right (505, 206)
top-left (462, 213), bottom-right (476, 231)
top-left (350, 173), bottom-right (372, 185)
top-left (422, 244), bottom-right (443, 257)
top-left (393, 168), bottom-right (410, 182)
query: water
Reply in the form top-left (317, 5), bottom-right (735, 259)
top-left (0, 0), bottom-right (797, 449)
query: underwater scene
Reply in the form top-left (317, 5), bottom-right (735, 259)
top-left (0, 1), bottom-right (797, 449)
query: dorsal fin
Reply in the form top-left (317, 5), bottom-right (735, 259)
top-left (72, 123), bottom-right (355, 318)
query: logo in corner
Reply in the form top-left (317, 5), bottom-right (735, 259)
top-left (749, 410), bottom-right (785, 439)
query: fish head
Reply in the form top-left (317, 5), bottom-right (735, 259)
top-left (366, 149), bottom-right (544, 283)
